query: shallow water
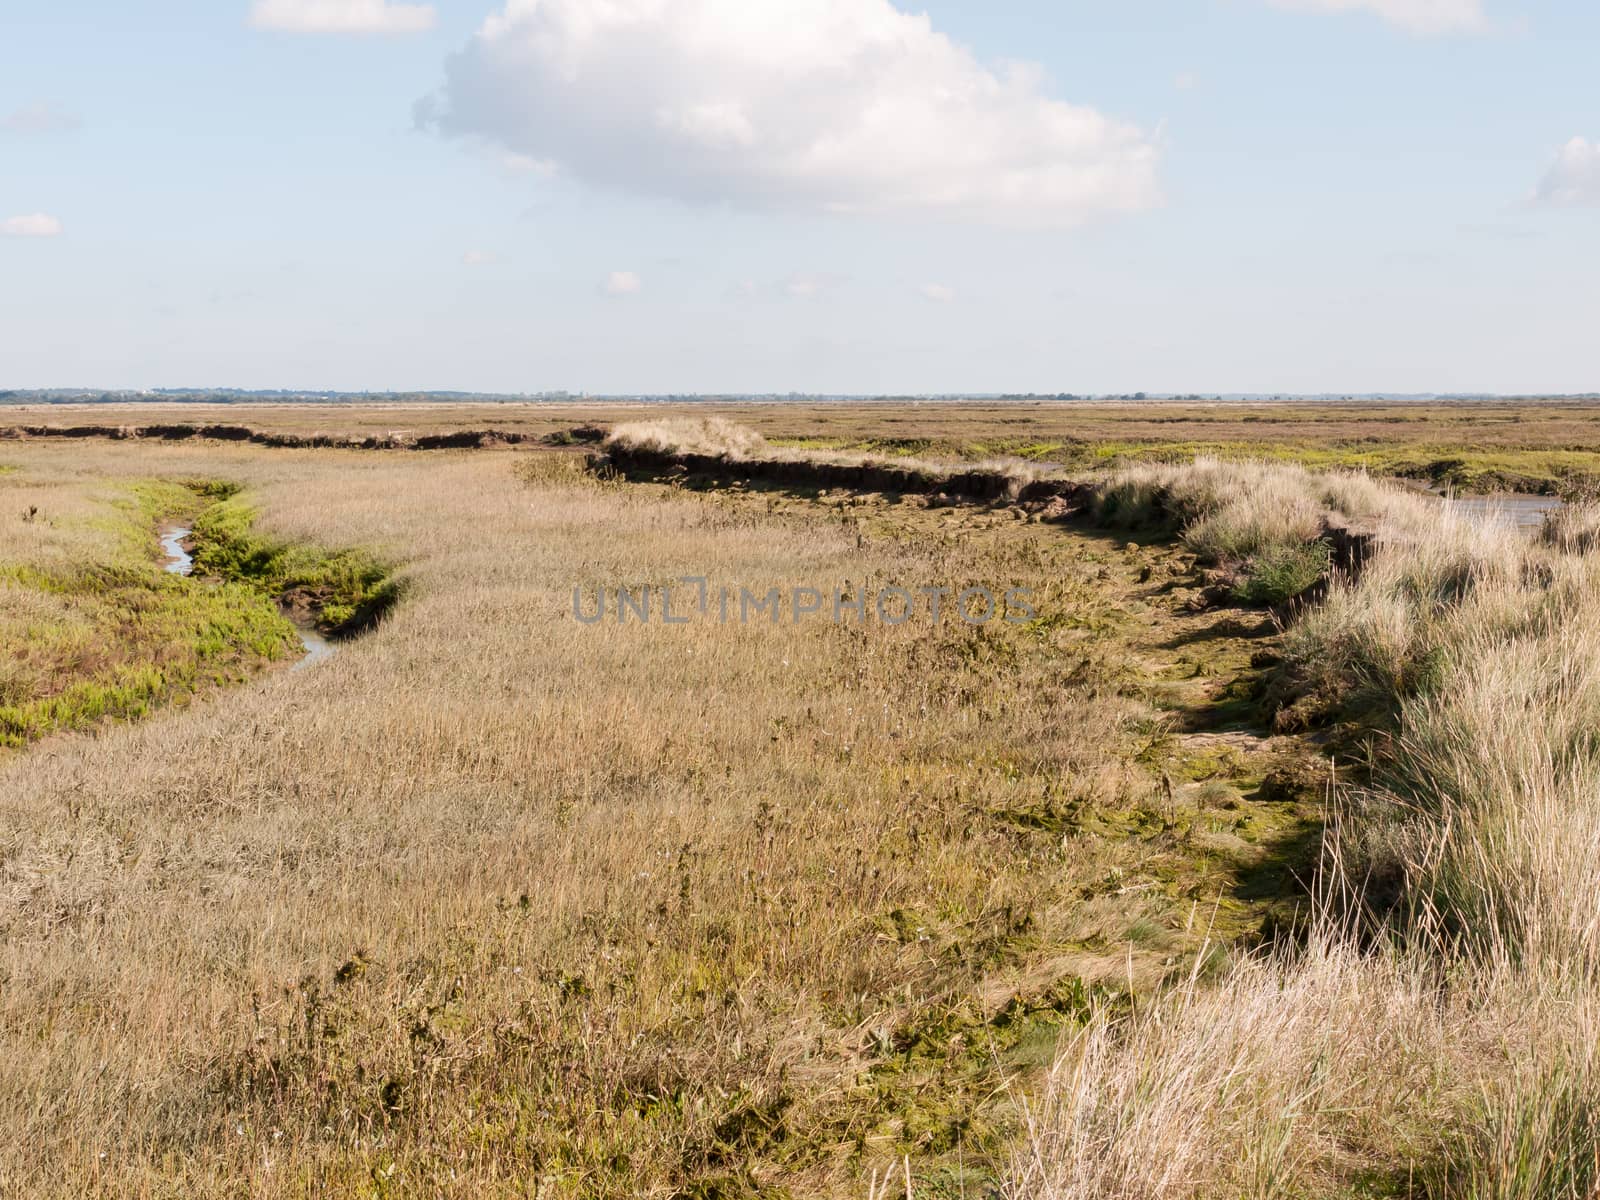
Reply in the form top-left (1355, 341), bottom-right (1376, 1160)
top-left (1441, 495), bottom-right (1562, 533)
top-left (159, 525), bottom-right (193, 574)
top-left (291, 624), bottom-right (336, 671)
top-left (158, 523), bottom-right (334, 667)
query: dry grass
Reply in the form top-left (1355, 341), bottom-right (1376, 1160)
top-left (1011, 928), bottom-right (1600, 1200)
top-left (605, 416), bottom-right (770, 458)
top-left (1013, 938), bottom-right (1454, 1199)
top-left (1278, 501), bottom-right (1600, 975)
top-left (0, 439), bottom-right (1298, 1196)
top-left (1536, 500), bottom-right (1600, 554)
top-left (20, 430), bottom-right (1600, 1197)
top-left (1015, 462), bottom-right (1600, 1198)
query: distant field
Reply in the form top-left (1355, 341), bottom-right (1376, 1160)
top-left (9, 398), bottom-right (1600, 492)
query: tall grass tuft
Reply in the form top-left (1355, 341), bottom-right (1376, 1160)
top-left (1017, 465), bottom-right (1600, 1195)
top-left (605, 416), bottom-right (769, 458)
top-left (1011, 935), bottom-right (1475, 1199)
top-left (1092, 457), bottom-right (1438, 604)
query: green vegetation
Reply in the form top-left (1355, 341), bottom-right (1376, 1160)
top-left (1072, 439), bottom-right (1600, 496)
top-left (0, 478), bottom-right (297, 748)
top-left (1233, 541), bottom-right (1331, 605)
top-left (1, 471), bottom-right (397, 750)
top-left (191, 494), bottom-right (398, 632)
top-left (769, 435), bottom-right (1600, 496)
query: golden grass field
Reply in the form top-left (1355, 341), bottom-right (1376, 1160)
top-left (12, 396), bottom-right (1600, 492)
top-left (7, 403), bottom-right (1600, 1197)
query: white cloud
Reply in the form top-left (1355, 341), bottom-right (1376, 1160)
top-left (1532, 137), bottom-right (1600, 207)
top-left (462, 249), bottom-right (494, 265)
top-left (1, 103), bottom-right (81, 134)
top-left (420, 0), bottom-right (1160, 229)
top-left (249, 0), bottom-right (436, 34)
top-left (2, 214), bottom-right (63, 238)
top-left (782, 273), bottom-right (847, 299)
top-left (1265, 0), bottom-right (1490, 34)
top-left (920, 283), bottom-right (956, 303)
top-left (1173, 72), bottom-right (1199, 91)
top-left (603, 270), bottom-right (642, 296)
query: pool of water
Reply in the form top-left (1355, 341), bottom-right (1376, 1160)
top-left (1440, 495), bottom-right (1562, 533)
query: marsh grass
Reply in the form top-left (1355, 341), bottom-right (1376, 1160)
top-left (0, 440), bottom-right (1304, 1197)
top-left (1015, 468), bottom-right (1600, 1197)
top-left (19, 432), bottom-right (1589, 1197)
top-left (14, 397), bottom-right (1600, 495)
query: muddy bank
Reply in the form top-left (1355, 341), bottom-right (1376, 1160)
top-left (595, 442), bottom-right (1097, 507)
top-left (2, 422), bottom-right (602, 451)
top-left (596, 443), bottom-right (1379, 551)
top-left (593, 444), bottom-right (1386, 619)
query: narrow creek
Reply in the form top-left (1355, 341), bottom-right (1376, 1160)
top-left (159, 525), bottom-right (335, 670)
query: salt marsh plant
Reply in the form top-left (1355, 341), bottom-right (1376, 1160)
top-left (1016, 467), bottom-right (1600, 1198)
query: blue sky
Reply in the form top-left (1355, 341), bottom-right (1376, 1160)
top-left (1, 0), bottom-right (1596, 394)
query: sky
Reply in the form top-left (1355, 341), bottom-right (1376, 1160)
top-left (1, 0), bottom-right (1596, 395)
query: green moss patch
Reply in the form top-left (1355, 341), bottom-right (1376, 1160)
top-left (190, 495), bottom-right (399, 633)
top-left (1, 482), bottom-right (299, 748)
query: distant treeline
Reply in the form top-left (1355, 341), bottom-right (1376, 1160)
top-left (4, 389), bottom-right (1599, 406)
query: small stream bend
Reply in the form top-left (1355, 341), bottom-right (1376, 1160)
top-left (159, 525), bottom-right (334, 670)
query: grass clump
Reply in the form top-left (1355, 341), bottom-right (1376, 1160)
top-left (1434, 1063), bottom-right (1600, 1200)
top-left (1010, 938), bottom-right (1454, 1200)
top-left (1232, 541), bottom-right (1331, 605)
top-left (1092, 458), bottom-right (1424, 605)
top-left (1270, 505), bottom-right (1600, 969)
top-left (1536, 500), bottom-right (1600, 554)
top-left (606, 417), bottom-right (769, 459)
